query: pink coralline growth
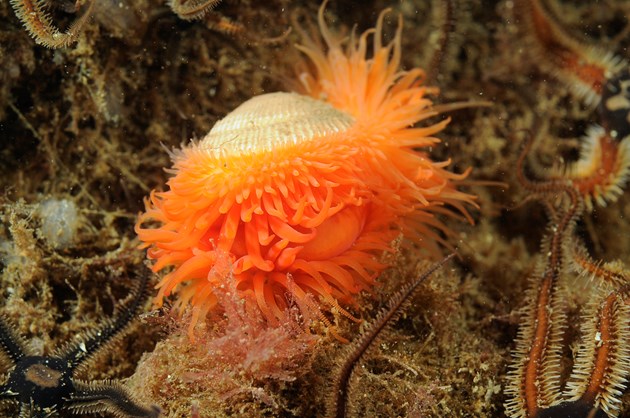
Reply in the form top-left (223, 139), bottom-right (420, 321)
top-left (130, 278), bottom-right (317, 415)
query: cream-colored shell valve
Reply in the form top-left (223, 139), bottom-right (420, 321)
top-left (200, 92), bottom-right (355, 156)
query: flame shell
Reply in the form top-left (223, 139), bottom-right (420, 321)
top-left (136, 6), bottom-right (476, 340)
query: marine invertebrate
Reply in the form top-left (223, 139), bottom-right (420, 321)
top-left (502, 2), bottom-right (630, 403)
top-left (136, 2), bottom-right (475, 338)
top-left (167, 0), bottom-right (289, 44)
top-left (421, 0), bottom-right (462, 86)
top-left (328, 254), bottom-right (453, 418)
top-left (168, 0), bottom-right (222, 21)
top-left (36, 198), bottom-right (83, 249)
top-left (504, 131), bottom-right (630, 418)
top-left (503, 10), bottom-right (630, 413)
top-left (0, 271), bottom-right (160, 417)
top-left (9, 0), bottom-right (95, 48)
top-left (514, 0), bottom-right (630, 209)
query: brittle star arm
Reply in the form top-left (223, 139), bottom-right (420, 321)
top-left (168, 0), bottom-right (222, 20)
top-left (58, 272), bottom-right (151, 371)
top-left (66, 379), bottom-right (161, 418)
top-left (0, 315), bottom-right (27, 365)
top-left (328, 254), bottom-right (454, 418)
top-left (505, 131), bottom-right (583, 417)
top-left (504, 187), bottom-right (581, 417)
top-left (0, 315), bottom-right (29, 406)
top-left (9, 0), bottom-right (96, 48)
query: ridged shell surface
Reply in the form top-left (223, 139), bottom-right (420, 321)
top-left (200, 92), bottom-right (355, 156)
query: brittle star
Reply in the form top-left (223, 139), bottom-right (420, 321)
top-left (513, 0), bottom-right (630, 210)
top-left (0, 272), bottom-right (161, 418)
top-left (503, 5), bottom-right (630, 414)
top-left (504, 127), bottom-right (630, 418)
